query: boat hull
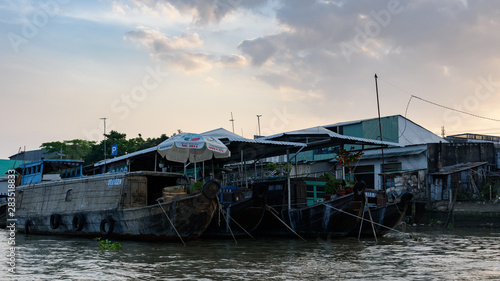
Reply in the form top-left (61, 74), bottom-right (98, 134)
top-left (255, 179), bottom-right (362, 238)
top-left (203, 194), bottom-right (266, 238)
top-left (350, 194), bottom-right (412, 237)
top-left (15, 172), bottom-right (218, 240)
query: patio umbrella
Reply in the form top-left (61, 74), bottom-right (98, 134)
top-left (157, 133), bottom-right (230, 180)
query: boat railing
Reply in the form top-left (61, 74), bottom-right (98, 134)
top-left (221, 166), bottom-right (289, 187)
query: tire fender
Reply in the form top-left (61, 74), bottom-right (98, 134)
top-left (25, 219), bottom-right (31, 234)
top-left (50, 214), bottom-right (61, 229)
top-left (72, 214), bottom-right (85, 231)
top-left (202, 180), bottom-right (221, 199)
top-left (100, 216), bottom-right (114, 236)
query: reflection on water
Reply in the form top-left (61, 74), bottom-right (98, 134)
top-left (1, 228), bottom-right (499, 280)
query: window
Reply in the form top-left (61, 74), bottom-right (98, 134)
top-left (382, 163), bottom-right (402, 173)
top-left (314, 146), bottom-right (338, 155)
top-left (65, 189), bottom-right (73, 201)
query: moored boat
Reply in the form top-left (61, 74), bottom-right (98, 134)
top-left (14, 160), bottom-right (220, 240)
top-left (203, 183), bottom-right (267, 238)
top-left (350, 189), bottom-right (413, 237)
top-left (255, 178), bottom-right (364, 238)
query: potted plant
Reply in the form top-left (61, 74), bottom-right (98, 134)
top-left (320, 173), bottom-right (341, 200)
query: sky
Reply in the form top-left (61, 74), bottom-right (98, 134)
top-left (2, 0), bottom-right (500, 159)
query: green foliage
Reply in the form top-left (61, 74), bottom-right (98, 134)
top-left (191, 181), bottom-right (203, 192)
top-left (320, 173), bottom-right (341, 194)
top-left (40, 139), bottom-right (96, 160)
top-left (40, 130), bottom-right (180, 166)
top-left (265, 162), bottom-right (292, 173)
top-left (94, 237), bottom-right (122, 251)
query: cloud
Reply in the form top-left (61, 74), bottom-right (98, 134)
top-left (204, 76), bottom-right (221, 86)
top-left (238, 35), bottom-right (281, 66)
top-left (235, 1), bottom-right (500, 98)
top-left (120, 0), bottom-right (269, 25)
top-left (217, 54), bottom-right (247, 67)
top-left (125, 28), bottom-right (212, 72)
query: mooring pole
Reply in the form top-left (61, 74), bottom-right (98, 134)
top-left (374, 74), bottom-right (386, 191)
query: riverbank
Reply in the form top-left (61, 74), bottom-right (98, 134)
top-left (412, 201), bottom-right (500, 228)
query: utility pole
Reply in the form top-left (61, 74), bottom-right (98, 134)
top-left (257, 115), bottom-right (262, 136)
top-left (100, 118), bottom-right (107, 163)
top-left (230, 112), bottom-right (235, 133)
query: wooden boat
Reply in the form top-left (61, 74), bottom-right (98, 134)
top-left (14, 160), bottom-right (219, 240)
top-left (203, 183), bottom-right (267, 238)
top-left (255, 178), bottom-right (364, 238)
top-left (350, 189), bottom-right (413, 237)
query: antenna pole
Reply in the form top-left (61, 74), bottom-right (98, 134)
top-left (374, 74), bottom-right (386, 191)
top-left (257, 115), bottom-right (262, 136)
top-left (230, 112), bottom-right (235, 133)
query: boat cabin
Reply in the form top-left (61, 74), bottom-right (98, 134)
top-left (18, 160), bottom-right (84, 185)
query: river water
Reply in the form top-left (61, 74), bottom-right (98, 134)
top-left (1, 227), bottom-right (499, 280)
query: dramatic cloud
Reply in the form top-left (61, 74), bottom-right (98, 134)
top-left (3, 0), bottom-right (500, 159)
top-left (237, 0), bottom-right (500, 99)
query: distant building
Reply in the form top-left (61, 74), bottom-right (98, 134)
top-left (9, 149), bottom-right (58, 161)
top-left (263, 115), bottom-right (497, 206)
top-left (446, 133), bottom-right (500, 170)
top-left (0, 159), bottom-right (24, 199)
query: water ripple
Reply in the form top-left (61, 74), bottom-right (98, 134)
top-left (1, 228), bottom-right (499, 280)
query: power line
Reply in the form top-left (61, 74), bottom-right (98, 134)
top-left (378, 77), bottom-right (500, 123)
top-left (411, 95), bottom-right (500, 122)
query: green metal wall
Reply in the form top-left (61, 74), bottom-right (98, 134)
top-left (290, 116), bottom-right (400, 162)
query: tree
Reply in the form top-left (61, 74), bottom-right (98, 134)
top-left (40, 139), bottom-right (96, 160)
top-left (335, 148), bottom-right (364, 182)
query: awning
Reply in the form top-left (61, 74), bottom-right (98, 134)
top-left (430, 162), bottom-right (488, 176)
top-left (358, 148), bottom-right (426, 160)
top-left (262, 126), bottom-right (402, 150)
top-left (202, 128), bottom-right (307, 163)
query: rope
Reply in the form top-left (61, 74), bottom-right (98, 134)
top-left (364, 194), bottom-right (378, 243)
top-left (216, 195), bottom-right (256, 241)
top-left (220, 207), bottom-right (256, 240)
top-left (322, 203), bottom-right (412, 237)
top-left (266, 205), bottom-right (307, 242)
top-left (216, 198), bottom-right (238, 244)
top-left (157, 200), bottom-right (186, 246)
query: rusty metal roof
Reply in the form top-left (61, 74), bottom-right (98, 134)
top-left (430, 162), bottom-right (488, 175)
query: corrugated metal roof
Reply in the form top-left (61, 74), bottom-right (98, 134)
top-left (379, 168), bottom-right (426, 175)
top-left (358, 148), bottom-right (426, 160)
top-left (94, 146), bottom-right (157, 167)
top-left (262, 126), bottom-right (402, 147)
top-left (202, 128), bottom-right (306, 147)
top-left (94, 130), bottom-right (306, 167)
top-left (430, 162), bottom-right (488, 175)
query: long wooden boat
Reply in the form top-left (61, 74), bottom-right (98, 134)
top-left (350, 189), bottom-right (413, 237)
top-left (14, 160), bottom-right (219, 240)
top-left (203, 183), bottom-right (267, 238)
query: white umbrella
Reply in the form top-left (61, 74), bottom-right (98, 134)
top-left (157, 133), bottom-right (230, 180)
